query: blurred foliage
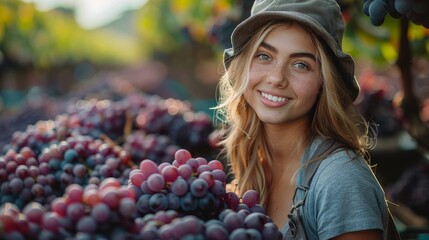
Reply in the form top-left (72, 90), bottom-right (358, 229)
top-left (0, 0), bottom-right (429, 71)
top-left (0, 0), bottom-right (141, 69)
top-left (135, 0), bottom-right (232, 58)
top-left (0, 0), bottom-right (428, 75)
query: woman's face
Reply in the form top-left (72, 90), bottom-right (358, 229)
top-left (244, 24), bottom-right (322, 126)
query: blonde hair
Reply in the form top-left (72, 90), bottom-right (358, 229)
top-left (214, 21), bottom-right (373, 208)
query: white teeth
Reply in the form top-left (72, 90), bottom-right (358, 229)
top-left (261, 92), bottom-right (287, 102)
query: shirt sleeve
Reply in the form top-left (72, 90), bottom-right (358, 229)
top-left (309, 152), bottom-right (388, 239)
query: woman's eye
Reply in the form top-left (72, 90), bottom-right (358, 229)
top-left (256, 54), bottom-right (271, 61)
top-left (294, 62), bottom-right (309, 70)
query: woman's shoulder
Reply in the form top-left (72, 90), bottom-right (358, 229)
top-left (307, 137), bottom-right (371, 175)
top-left (305, 151), bottom-right (388, 239)
top-left (310, 146), bottom-right (385, 202)
top-left (301, 138), bottom-right (388, 239)
top-left (316, 148), bottom-right (375, 184)
top-left (303, 137), bottom-right (379, 189)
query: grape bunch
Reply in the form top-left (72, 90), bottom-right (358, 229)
top-left (0, 149), bottom-right (283, 239)
top-left (6, 120), bottom-right (62, 157)
top-left (130, 149), bottom-right (228, 220)
top-left (4, 94), bottom-right (215, 157)
top-left (134, 97), bottom-right (215, 152)
top-left (136, 207), bottom-right (282, 239)
top-left (0, 92), bottom-right (278, 239)
top-left (0, 104), bottom-right (53, 148)
top-left (123, 130), bottom-right (179, 164)
top-left (0, 178), bottom-right (140, 240)
top-left (363, 0), bottom-right (429, 27)
top-left (0, 135), bottom-right (134, 209)
top-left (1, 94), bottom-right (218, 211)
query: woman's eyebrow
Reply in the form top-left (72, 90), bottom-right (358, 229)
top-left (290, 52), bottom-right (316, 61)
top-left (259, 41), bottom-right (278, 53)
top-left (259, 41), bottom-right (316, 61)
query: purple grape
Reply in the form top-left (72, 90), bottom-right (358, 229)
top-left (237, 209), bottom-right (251, 220)
top-left (159, 223), bottom-right (175, 239)
top-left (166, 193), bottom-right (181, 210)
top-left (246, 228), bottom-right (262, 240)
top-left (66, 202), bottom-right (85, 221)
top-left (42, 212), bottom-right (61, 233)
top-left (140, 181), bottom-right (155, 194)
top-left (174, 149), bottom-right (192, 165)
top-left (137, 194), bottom-right (151, 214)
top-left (210, 180), bottom-right (226, 197)
top-left (223, 212), bottom-right (244, 232)
top-left (229, 228), bottom-right (248, 240)
top-left (198, 193), bottom-right (216, 210)
top-left (369, 0), bottom-right (388, 26)
top-left (23, 202), bottom-right (44, 224)
top-left (211, 169), bottom-right (226, 183)
top-left (91, 203), bottom-right (111, 223)
top-left (224, 192), bottom-right (240, 210)
top-left (199, 171), bottom-right (215, 188)
top-left (147, 173), bottom-right (165, 193)
top-left (119, 197), bottom-right (137, 218)
top-left (180, 192), bottom-right (198, 212)
top-left (170, 178), bottom-right (188, 197)
top-left (161, 165), bottom-right (179, 183)
top-left (149, 193), bottom-right (168, 212)
top-left (244, 212), bottom-right (266, 231)
top-left (262, 222), bottom-right (282, 240)
top-left (181, 215), bottom-right (205, 235)
top-left (242, 190), bottom-right (259, 208)
top-left (178, 164), bottom-right (193, 179)
top-left (196, 165), bottom-right (212, 175)
top-left (190, 178), bottom-right (209, 198)
top-left (250, 204), bottom-right (265, 214)
top-left (394, 0), bottom-right (413, 14)
top-left (9, 178), bottom-right (24, 195)
top-left (76, 216), bottom-right (97, 233)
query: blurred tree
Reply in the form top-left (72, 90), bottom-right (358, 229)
top-left (0, 0), bottom-right (145, 107)
top-left (134, 0), bottom-right (233, 100)
top-left (135, 0), bottom-right (233, 56)
top-left (0, 1), bottom-right (141, 70)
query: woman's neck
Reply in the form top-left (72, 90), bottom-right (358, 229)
top-left (264, 119), bottom-right (310, 164)
top-left (263, 120), bottom-right (311, 229)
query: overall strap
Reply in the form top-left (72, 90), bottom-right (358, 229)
top-left (290, 138), bottom-right (343, 210)
top-left (301, 138), bottom-right (343, 188)
top-left (286, 138), bottom-right (344, 239)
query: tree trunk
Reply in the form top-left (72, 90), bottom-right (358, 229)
top-left (397, 18), bottom-right (429, 151)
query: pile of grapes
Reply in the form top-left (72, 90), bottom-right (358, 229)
top-left (363, 0), bottom-right (429, 27)
top-left (0, 94), bottom-right (283, 239)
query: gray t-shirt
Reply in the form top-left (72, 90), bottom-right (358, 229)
top-left (281, 137), bottom-right (388, 239)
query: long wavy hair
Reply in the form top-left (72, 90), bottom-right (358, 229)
top-left (214, 21), bottom-right (373, 208)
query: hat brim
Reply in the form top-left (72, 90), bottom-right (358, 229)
top-left (224, 11), bottom-right (359, 100)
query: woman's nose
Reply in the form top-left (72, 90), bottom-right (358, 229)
top-left (267, 66), bottom-right (288, 88)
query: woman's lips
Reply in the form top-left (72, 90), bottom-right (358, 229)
top-left (259, 91), bottom-right (290, 107)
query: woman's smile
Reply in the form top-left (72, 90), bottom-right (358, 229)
top-left (259, 90), bottom-right (290, 107)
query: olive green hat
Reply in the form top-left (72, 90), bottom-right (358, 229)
top-left (223, 0), bottom-right (360, 101)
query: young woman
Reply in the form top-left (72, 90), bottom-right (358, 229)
top-left (214, 0), bottom-right (389, 239)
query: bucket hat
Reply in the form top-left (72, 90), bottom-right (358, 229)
top-left (223, 0), bottom-right (360, 101)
